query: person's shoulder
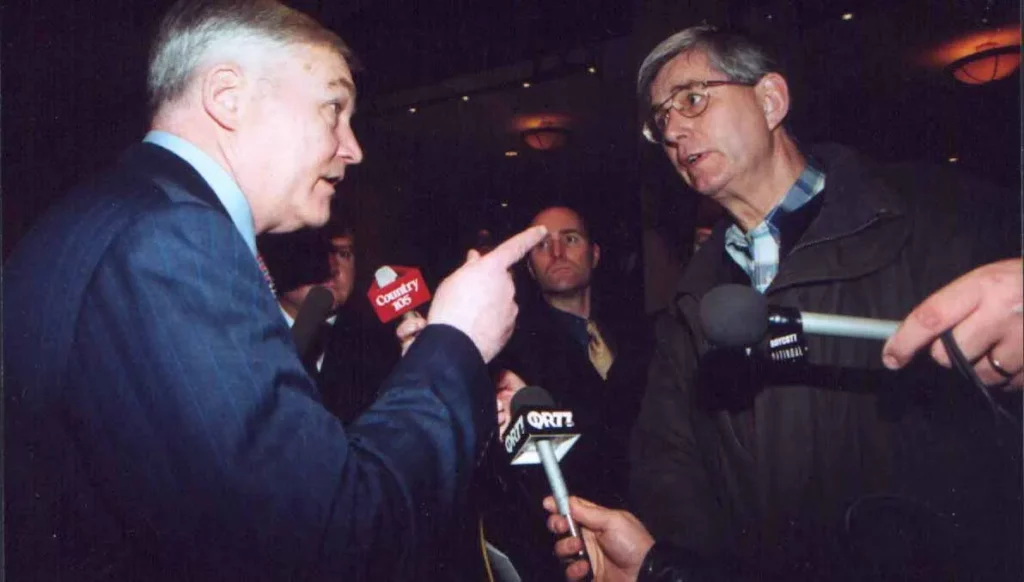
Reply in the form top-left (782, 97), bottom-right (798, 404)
top-left (813, 142), bottom-right (1012, 211)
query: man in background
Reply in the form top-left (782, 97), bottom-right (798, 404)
top-left (485, 205), bottom-right (652, 581)
top-left (262, 222), bottom-right (399, 423)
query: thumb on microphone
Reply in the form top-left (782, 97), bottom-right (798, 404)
top-left (544, 496), bottom-right (654, 582)
top-left (396, 311), bottom-right (427, 356)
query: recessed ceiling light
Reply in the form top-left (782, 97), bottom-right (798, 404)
top-left (587, 66), bottom-right (597, 74)
top-left (504, 150), bottom-right (518, 157)
top-left (500, 201), bottom-right (509, 208)
top-left (841, 12), bottom-right (854, 21)
top-left (408, 107), bottom-right (417, 113)
top-left (947, 156), bottom-right (959, 163)
top-left (522, 81), bottom-right (531, 88)
top-left (461, 95), bottom-right (470, 102)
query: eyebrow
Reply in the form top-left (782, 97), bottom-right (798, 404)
top-left (670, 81), bottom-right (701, 93)
top-left (328, 78), bottom-right (357, 99)
top-left (555, 228), bottom-right (586, 237)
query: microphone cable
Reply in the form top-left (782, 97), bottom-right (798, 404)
top-left (939, 329), bottom-right (1019, 429)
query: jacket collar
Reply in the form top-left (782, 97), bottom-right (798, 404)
top-left (118, 142), bottom-right (231, 219)
top-left (675, 143), bottom-right (911, 305)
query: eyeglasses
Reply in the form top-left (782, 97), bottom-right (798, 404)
top-left (642, 80), bottom-right (756, 145)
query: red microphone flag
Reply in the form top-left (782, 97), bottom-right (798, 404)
top-left (367, 266), bottom-right (431, 323)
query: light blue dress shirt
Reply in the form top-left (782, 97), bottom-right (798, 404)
top-left (143, 130), bottom-right (257, 257)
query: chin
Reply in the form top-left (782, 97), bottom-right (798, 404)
top-left (301, 206), bottom-right (332, 228)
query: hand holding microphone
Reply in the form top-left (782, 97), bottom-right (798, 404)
top-left (883, 258), bottom-right (1023, 389)
top-left (544, 496), bottom-right (653, 582)
top-left (495, 369), bottom-right (527, 437)
top-left (700, 267), bottom-right (1023, 390)
top-left (368, 265), bottom-right (430, 356)
top-left (504, 386), bottom-right (592, 578)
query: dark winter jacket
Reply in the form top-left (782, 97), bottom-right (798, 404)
top-left (630, 144), bottom-right (1021, 582)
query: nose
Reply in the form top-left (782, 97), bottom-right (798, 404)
top-left (336, 124), bottom-right (364, 165)
top-left (549, 239), bottom-right (566, 258)
top-left (661, 108), bottom-right (694, 146)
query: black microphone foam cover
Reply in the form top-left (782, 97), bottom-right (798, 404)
top-left (292, 285), bottom-right (335, 358)
top-left (510, 386), bottom-right (556, 416)
top-left (699, 284), bottom-right (769, 348)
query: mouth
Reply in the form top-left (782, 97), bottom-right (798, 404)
top-left (683, 151), bottom-right (707, 168)
top-left (320, 174), bottom-right (343, 188)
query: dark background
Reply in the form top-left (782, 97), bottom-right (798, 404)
top-left (4, 0), bottom-right (1020, 311)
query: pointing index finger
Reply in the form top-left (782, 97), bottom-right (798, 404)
top-left (485, 225), bottom-right (548, 269)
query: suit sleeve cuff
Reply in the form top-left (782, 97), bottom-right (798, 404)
top-left (401, 323), bottom-right (494, 437)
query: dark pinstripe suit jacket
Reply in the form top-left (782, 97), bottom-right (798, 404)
top-left (4, 143), bottom-right (492, 581)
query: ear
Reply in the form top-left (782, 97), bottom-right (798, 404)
top-left (591, 242), bottom-right (601, 269)
top-left (755, 72), bottom-right (790, 131)
top-left (200, 63), bottom-right (249, 131)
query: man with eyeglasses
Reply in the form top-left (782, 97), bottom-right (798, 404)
top-left (262, 222), bottom-right (400, 423)
top-left (541, 25), bottom-right (1020, 582)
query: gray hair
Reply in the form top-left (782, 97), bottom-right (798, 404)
top-left (147, 0), bottom-right (356, 113)
top-left (636, 25), bottom-right (779, 109)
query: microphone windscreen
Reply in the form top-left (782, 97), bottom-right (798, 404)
top-left (699, 284), bottom-right (768, 348)
top-left (292, 285), bottom-right (335, 357)
top-left (510, 386), bottom-right (556, 416)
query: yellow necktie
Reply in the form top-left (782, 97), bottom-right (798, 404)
top-left (586, 320), bottom-right (614, 380)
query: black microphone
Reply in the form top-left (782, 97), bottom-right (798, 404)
top-left (700, 284), bottom-right (900, 359)
top-left (505, 386), bottom-right (592, 576)
top-left (291, 285), bottom-right (335, 360)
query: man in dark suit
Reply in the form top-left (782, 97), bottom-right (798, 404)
top-left (262, 223), bottom-right (399, 423)
top-left (3, 1), bottom-right (546, 580)
top-left (484, 206), bottom-right (652, 581)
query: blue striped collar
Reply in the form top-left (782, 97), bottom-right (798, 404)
top-left (726, 160), bottom-right (826, 251)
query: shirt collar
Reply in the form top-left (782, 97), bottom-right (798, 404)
top-left (726, 160), bottom-right (826, 249)
top-left (143, 130), bottom-right (257, 257)
top-left (548, 305), bottom-right (592, 348)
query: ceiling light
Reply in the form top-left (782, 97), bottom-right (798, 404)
top-left (841, 12), bottom-right (854, 21)
top-left (587, 66), bottom-right (597, 74)
top-left (461, 95), bottom-right (470, 102)
top-left (522, 81), bottom-right (531, 88)
top-left (949, 42), bottom-right (1020, 84)
top-left (408, 107), bottom-right (417, 113)
top-left (522, 126), bottom-right (570, 151)
top-left (947, 156), bottom-right (959, 163)
top-left (504, 150), bottom-right (518, 157)
top-left (500, 202), bottom-right (509, 208)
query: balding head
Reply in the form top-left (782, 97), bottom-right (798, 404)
top-left (148, 0), bottom-right (354, 116)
